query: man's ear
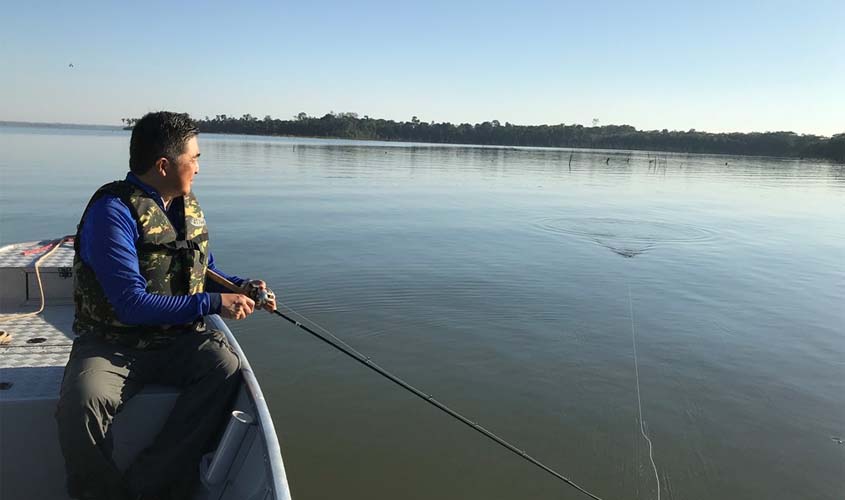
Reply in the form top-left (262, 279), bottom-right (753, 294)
top-left (155, 157), bottom-right (169, 176)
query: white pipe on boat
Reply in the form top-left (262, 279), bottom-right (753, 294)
top-left (202, 410), bottom-right (255, 486)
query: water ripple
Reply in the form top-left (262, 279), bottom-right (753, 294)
top-left (533, 217), bottom-right (719, 257)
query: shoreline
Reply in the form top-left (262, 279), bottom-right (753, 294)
top-left (2, 121), bottom-right (842, 164)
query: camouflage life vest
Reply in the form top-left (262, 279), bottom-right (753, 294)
top-left (73, 180), bottom-right (209, 348)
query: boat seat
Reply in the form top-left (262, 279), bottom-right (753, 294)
top-left (111, 384), bottom-right (182, 470)
top-left (0, 383), bottom-right (182, 500)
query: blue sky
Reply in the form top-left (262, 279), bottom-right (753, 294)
top-left (2, 0), bottom-right (843, 135)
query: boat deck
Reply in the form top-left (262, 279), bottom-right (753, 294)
top-left (0, 309), bottom-right (73, 398)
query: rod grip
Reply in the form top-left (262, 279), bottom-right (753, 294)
top-left (206, 268), bottom-right (242, 293)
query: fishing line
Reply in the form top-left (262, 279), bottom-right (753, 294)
top-left (275, 299), bottom-right (371, 361)
top-left (270, 304), bottom-right (607, 500)
top-left (628, 285), bottom-right (661, 500)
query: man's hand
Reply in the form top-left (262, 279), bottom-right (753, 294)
top-left (242, 279), bottom-right (277, 313)
top-left (220, 293), bottom-right (255, 320)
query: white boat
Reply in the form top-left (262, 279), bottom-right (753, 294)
top-left (0, 238), bottom-right (292, 500)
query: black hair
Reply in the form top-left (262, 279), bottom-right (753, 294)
top-left (129, 111), bottom-right (199, 175)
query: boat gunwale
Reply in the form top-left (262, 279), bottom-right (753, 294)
top-left (208, 314), bottom-right (291, 500)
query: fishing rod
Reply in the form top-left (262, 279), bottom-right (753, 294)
top-left (207, 268), bottom-right (606, 500)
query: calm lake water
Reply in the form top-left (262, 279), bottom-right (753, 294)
top-left (1, 125), bottom-right (843, 500)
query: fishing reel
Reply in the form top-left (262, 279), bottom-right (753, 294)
top-left (242, 280), bottom-right (276, 309)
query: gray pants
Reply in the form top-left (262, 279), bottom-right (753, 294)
top-left (55, 328), bottom-right (241, 500)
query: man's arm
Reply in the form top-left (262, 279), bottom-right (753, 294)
top-left (81, 196), bottom-right (222, 325)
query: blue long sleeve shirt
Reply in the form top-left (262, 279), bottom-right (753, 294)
top-left (79, 172), bottom-right (244, 325)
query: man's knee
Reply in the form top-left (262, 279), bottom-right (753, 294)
top-left (200, 331), bottom-right (240, 380)
top-left (214, 346), bottom-right (240, 380)
top-left (56, 376), bottom-right (121, 437)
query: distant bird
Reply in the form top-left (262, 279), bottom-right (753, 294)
top-left (68, 63), bottom-right (74, 68)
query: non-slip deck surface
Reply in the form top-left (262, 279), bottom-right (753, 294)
top-left (0, 239), bottom-right (75, 269)
top-left (0, 240), bottom-right (76, 401)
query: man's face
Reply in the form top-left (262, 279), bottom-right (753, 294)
top-left (168, 136), bottom-right (200, 196)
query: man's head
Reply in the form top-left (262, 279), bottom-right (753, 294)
top-left (129, 112), bottom-right (201, 201)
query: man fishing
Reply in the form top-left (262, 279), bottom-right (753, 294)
top-left (55, 111), bottom-right (276, 500)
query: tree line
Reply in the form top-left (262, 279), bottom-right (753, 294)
top-left (135, 113), bottom-right (845, 162)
